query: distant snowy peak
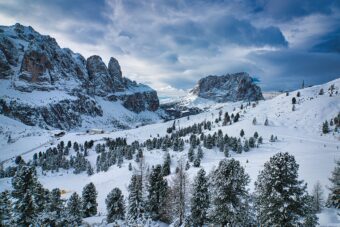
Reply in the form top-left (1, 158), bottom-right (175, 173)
top-left (0, 23), bottom-right (160, 130)
top-left (190, 72), bottom-right (264, 102)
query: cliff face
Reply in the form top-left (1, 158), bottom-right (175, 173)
top-left (0, 23), bottom-right (160, 130)
top-left (190, 72), bottom-right (264, 102)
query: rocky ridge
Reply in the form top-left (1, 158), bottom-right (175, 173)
top-left (190, 72), bottom-right (264, 102)
top-left (0, 23), bottom-right (159, 130)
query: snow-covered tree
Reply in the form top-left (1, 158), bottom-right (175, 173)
top-left (326, 160), bottom-right (340, 208)
top-left (208, 159), bottom-right (251, 226)
top-left (171, 159), bottom-right (189, 225)
top-left (46, 188), bottom-right (64, 226)
top-left (127, 174), bottom-right (144, 222)
top-left (11, 165), bottom-right (37, 226)
top-left (312, 181), bottom-right (324, 213)
top-left (162, 152), bottom-right (171, 176)
top-left (254, 152), bottom-right (318, 226)
top-left (66, 192), bottom-right (82, 225)
top-left (82, 182), bottom-right (98, 217)
top-left (0, 190), bottom-right (11, 225)
top-left (240, 129), bottom-right (245, 137)
top-left (146, 165), bottom-right (169, 222)
top-left (190, 169), bottom-right (209, 226)
top-left (323, 121), bottom-right (330, 134)
top-left (188, 147), bottom-right (194, 162)
top-left (106, 187), bottom-right (125, 223)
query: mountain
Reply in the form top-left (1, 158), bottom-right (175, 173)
top-left (0, 23), bottom-right (160, 130)
top-left (190, 72), bottom-right (264, 102)
top-left (161, 72), bottom-right (264, 119)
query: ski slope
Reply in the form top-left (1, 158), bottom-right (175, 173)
top-left (0, 78), bottom-right (339, 226)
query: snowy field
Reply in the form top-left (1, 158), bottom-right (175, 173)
top-left (1, 78), bottom-right (339, 226)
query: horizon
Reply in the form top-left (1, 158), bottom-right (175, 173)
top-left (0, 0), bottom-right (339, 97)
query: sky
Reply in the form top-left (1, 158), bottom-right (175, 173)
top-left (0, 0), bottom-right (339, 96)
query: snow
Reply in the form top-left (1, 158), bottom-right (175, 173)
top-left (0, 78), bottom-right (339, 226)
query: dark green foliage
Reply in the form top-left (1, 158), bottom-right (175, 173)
top-left (240, 129), bottom-right (245, 137)
top-left (190, 169), bottom-right (209, 226)
top-left (82, 182), bottom-right (98, 217)
top-left (106, 188), bottom-right (125, 223)
top-left (66, 192), bottom-right (82, 225)
top-left (162, 152), bottom-right (171, 176)
top-left (326, 160), bottom-right (340, 208)
top-left (127, 174), bottom-right (144, 221)
top-left (254, 152), bottom-right (318, 226)
top-left (292, 97), bottom-right (296, 104)
top-left (208, 159), bottom-right (251, 226)
top-left (0, 190), bottom-right (11, 225)
top-left (11, 166), bottom-right (37, 226)
top-left (323, 121), bottom-right (329, 134)
top-left (146, 165), bottom-right (169, 222)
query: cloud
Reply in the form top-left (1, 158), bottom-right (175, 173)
top-left (0, 0), bottom-right (339, 96)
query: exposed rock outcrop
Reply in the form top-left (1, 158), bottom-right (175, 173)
top-left (190, 72), bottom-right (264, 102)
top-left (0, 23), bottom-right (160, 130)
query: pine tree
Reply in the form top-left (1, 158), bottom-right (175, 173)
top-left (87, 162), bottom-right (94, 176)
top-left (106, 188), bottom-right (125, 223)
top-left (208, 159), bottom-right (250, 226)
top-left (82, 182), bottom-right (98, 217)
top-left (11, 165), bottom-right (37, 226)
top-left (162, 152), bottom-right (171, 176)
top-left (0, 190), bottom-right (11, 225)
top-left (254, 152), bottom-right (318, 226)
top-left (66, 192), bottom-right (82, 225)
top-left (252, 117), bottom-right (257, 125)
top-left (240, 129), bottom-right (245, 137)
top-left (188, 147), bottom-right (194, 162)
top-left (127, 174), bottom-right (144, 222)
top-left (47, 188), bottom-right (64, 226)
top-left (312, 181), bottom-right (324, 213)
top-left (243, 139), bottom-right (250, 152)
top-left (190, 169), bottom-right (209, 226)
top-left (326, 160), bottom-right (340, 208)
top-left (197, 145), bottom-right (204, 159)
top-left (264, 118), bottom-right (269, 126)
top-left (146, 165), bottom-right (169, 222)
top-left (323, 121), bottom-right (330, 134)
top-left (193, 156), bottom-right (201, 167)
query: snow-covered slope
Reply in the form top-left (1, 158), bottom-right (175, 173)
top-left (0, 78), bottom-right (339, 225)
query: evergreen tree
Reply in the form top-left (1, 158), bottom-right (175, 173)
top-left (312, 181), bottom-right (324, 213)
top-left (249, 137), bottom-right (255, 148)
top-left (162, 152), bottom-right (171, 176)
top-left (47, 188), bottom-right (64, 226)
top-left (197, 145), bottom-right (203, 159)
top-left (240, 129), bottom-right (245, 137)
top-left (106, 188), bottom-right (125, 223)
top-left (252, 117), bottom-right (257, 125)
top-left (0, 190), bottom-right (11, 225)
top-left (11, 165), bottom-right (37, 226)
top-left (243, 139), bottom-right (250, 152)
top-left (66, 192), bottom-right (82, 225)
top-left (254, 131), bottom-right (259, 139)
top-left (208, 159), bottom-right (250, 226)
top-left (188, 147), bottom-right (194, 162)
top-left (326, 160), bottom-right (340, 208)
top-left (86, 162), bottom-right (94, 176)
top-left (127, 174), bottom-right (144, 222)
top-left (323, 121), bottom-right (330, 134)
top-left (254, 152), bottom-right (318, 226)
top-left (193, 156), bottom-right (201, 167)
top-left (264, 118), bottom-right (269, 126)
top-left (82, 182), bottom-right (98, 217)
top-left (146, 165), bottom-right (169, 222)
top-left (190, 169), bottom-right (209, 226)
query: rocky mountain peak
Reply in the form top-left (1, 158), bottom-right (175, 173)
top-left (190, 72), bottom-right (264, 102)
top-left (0, 23), bottom-right (160, 130)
